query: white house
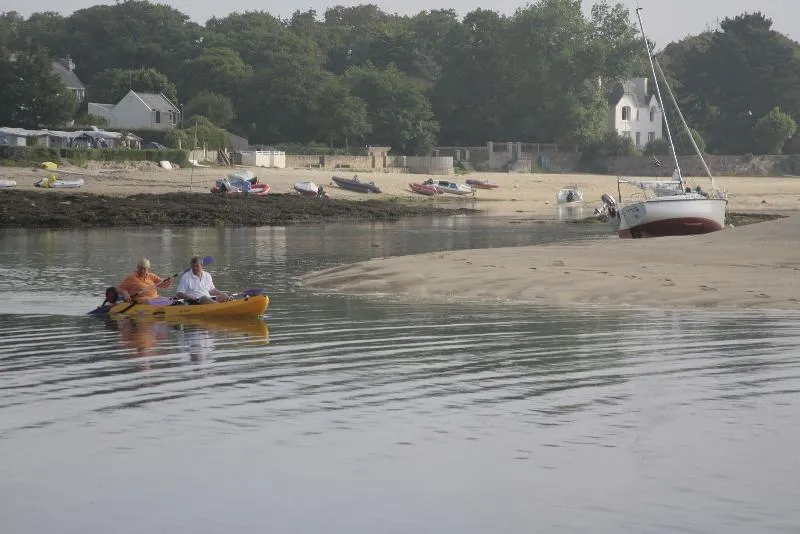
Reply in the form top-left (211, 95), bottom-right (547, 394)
top-left (608, 77), bottom-right (663, 149)
top-left (88, 90), bottom-right (181, 130)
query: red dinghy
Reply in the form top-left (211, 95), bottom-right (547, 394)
top-left (409, 182), bottom-right (442, 196)
top-left (466, 179), bottom-right (499, 189)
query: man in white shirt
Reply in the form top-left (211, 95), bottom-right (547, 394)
top-left (176, 256), bottom-right (230, 304)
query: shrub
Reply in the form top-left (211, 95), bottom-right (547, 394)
top-left (753, 107), bottom-right (797, 155)
top-left (674, 128), bottom-right (706, 155)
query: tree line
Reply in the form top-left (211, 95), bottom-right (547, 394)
top-left (0, 1), bottom-right (798, 155)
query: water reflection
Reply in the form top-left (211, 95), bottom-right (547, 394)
top-left (98, 315), bottom-right (269, 369)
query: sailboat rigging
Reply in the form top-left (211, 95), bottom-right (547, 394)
top-left (597, 7), bottom-right (727, 239)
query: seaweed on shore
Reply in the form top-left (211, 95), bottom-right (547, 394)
top-left (0, 190), bottom-right (479, 228)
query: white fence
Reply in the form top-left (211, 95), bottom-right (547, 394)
top-left (240, 150), bottom-right (286, 168)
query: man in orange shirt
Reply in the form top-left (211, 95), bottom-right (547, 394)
top-left (118, 258), bottom-right (173, 303)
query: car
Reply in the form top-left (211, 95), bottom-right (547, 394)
top-left (143, 141), bottom-right (167, 150)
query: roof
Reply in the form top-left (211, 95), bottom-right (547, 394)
top-left (133, 91), bottom-right (179, 112)
top-left (607, 78), bottom-right (653, 107)
top-left (51, 61), bottom-right (85, 90)
top-left (89, 103), bottom-right (114, 110)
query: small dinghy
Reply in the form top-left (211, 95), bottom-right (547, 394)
top-left (0, 179), bottom-right (17, 188)
top-left (425, 179), bottom-right (475, 196)
top-left (211, 170), bottom-right (270, 195)
top-left (409, 182), bottom-right (442, 196)
top-left (295, 181), bottom-right (326, 198)
top-left (466, 179), bottom-right (499, 190)
top-left (332, 175), bottom-right (381, 193)
top-left (35, 175), bottom-right (84, 188)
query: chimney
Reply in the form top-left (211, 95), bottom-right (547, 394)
top-left (66, 55), bottom-right (75, 72)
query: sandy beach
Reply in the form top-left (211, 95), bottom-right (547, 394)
top-left (3, 162), bottom-right (800, 310)
top-left (2, 162), bottom-right (800, 217)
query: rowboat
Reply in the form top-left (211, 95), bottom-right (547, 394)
top-left (0, 179), bottom-right (16, 188)
top-left (466, 179), bottom-right (499, 190)
top-left (409, 182), bottom-right (442, 196)
top-left (35, 175), bottom-right (84, 188)
top-left (106, 294), bottom-right (269, 318)
top-left (332, 175), bottom-right (381, 193)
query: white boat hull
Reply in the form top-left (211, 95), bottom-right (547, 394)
top-left (614, 195), bottom-right (726, 238)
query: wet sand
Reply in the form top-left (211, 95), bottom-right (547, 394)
top-left (301, 214), bottom-right (800, 310)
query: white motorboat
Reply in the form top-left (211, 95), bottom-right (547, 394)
top-left (556, 185), bottom-right (583, 204)
top-left (596, 8), bottom-right (727, 239)
top-left (0, 179), bottom-right (17, 188)
top-left (425, 180), bottom-right (475, 196)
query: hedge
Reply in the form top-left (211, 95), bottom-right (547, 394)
top-left (0, 145), bottom-right (189, 166)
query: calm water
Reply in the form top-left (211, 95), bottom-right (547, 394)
top-left (1, 217), bottom-right (799, 534)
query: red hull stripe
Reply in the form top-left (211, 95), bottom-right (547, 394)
top-left (619, 217), bottom-right (724, 239)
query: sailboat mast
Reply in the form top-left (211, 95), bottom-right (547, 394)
top-left (635, 8), bottom-right (683, 186)
top-left (652, 58), bottom-right (717, 189)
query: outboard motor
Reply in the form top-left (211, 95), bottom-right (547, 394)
top-left (599, 193), bottom-right (618, 219)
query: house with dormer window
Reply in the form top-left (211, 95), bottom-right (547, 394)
top-left (607, 77), bottom-right (663, 149)
top-left (51, 55), bottom-right (86, 102)
top-left (88, 90), bottom-right (180, 130)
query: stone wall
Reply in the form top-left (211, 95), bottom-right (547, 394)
top-left (284, 154), bottom-right (453, 174)
top-left (604, 154), bottom-right (800, 177)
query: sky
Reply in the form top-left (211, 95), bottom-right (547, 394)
top-left (1, 0), bottom-right (797, 50)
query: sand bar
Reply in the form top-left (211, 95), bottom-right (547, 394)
top-left (301, 214), bottom-right (800, 310)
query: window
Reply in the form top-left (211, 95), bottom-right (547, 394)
top-left (155, 110), bottom-right (161, 124)
top-left (623, 131), bottom-right (631, 139)
top-left (648, 132), bottom-right (656, 143)
top-left (636, 108), bottom-right (640, 121)
top-left (650, 107), bottom-right (656, 122)
top-left (636, 132), bottom-right (641, 146)
top-left (621, 106), bottom-right (631, 121)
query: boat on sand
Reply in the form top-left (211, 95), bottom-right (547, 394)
top-left (332, 175), bottom-right (381, 193)
top-left (596, 8), bottom-right (727, 239)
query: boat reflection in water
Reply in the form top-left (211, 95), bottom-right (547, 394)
top-left (102, 315), bottom-right (270, 368)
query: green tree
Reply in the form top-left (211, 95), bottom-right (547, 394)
top-left (65, 1), bottom-right (205, 83)
top-left (313, 73), bottom-right (372, 149)
top-left (345, 62), bottom-right (439, 155)
top-left (180, 47), bottom-right (252, 99)
top-left (184, 91), bottom-right (234, 128)
top-left (643, 137), bottom-right (671, 156)
top-left (753, 107), bottom-right (797, 154)
top-left (0, 11), bottom-right (24, 53)
top-left (667, 13), bottom-right (800, 153)
top-left (182, 115), bottom-right (229, 149)
top-left (87, 68), bottom-right (178, 105)
top-left (0, 49), bottom-right (77, 127)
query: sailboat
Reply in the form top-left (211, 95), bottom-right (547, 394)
top-left (597, 8), bottom-right (727, 239)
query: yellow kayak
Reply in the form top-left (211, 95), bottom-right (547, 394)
top-left (109, 294), bottom-right (269, 318)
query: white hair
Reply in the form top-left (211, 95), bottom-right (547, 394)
top-left (137, 258), bottom-right (151, 269)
